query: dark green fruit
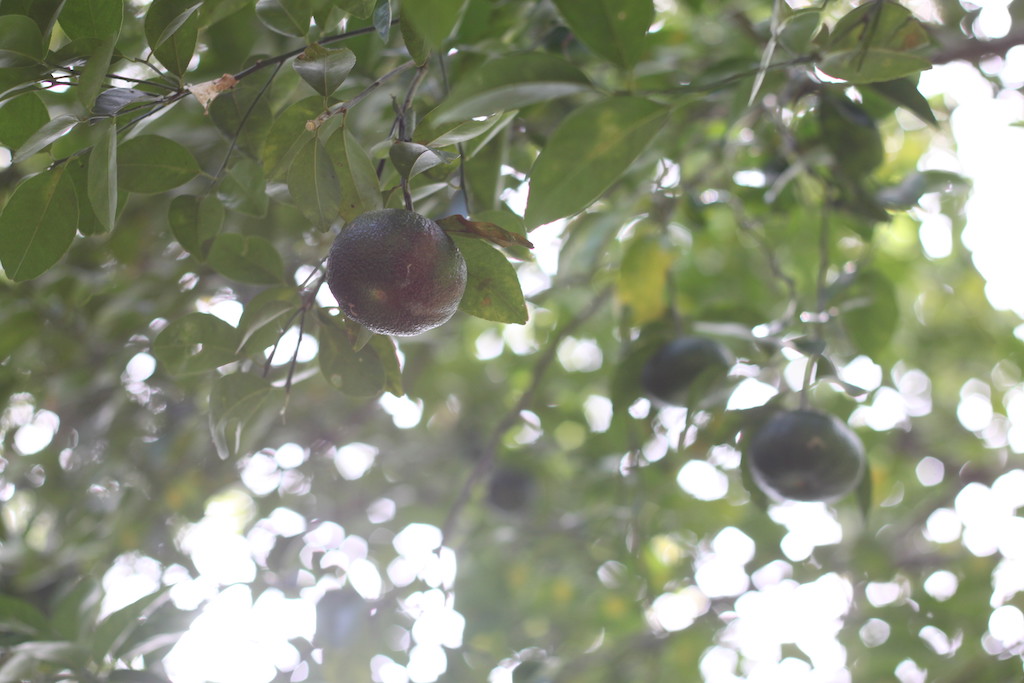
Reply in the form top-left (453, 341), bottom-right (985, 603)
top-left (640, 336), bottom-right (733, 406)
top-left (326, 209), bottom-right (467, 336)
top-left (748, 409), bottom-right (865, 502)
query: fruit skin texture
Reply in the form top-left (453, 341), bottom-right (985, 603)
top-left (748, 409), bottom-right (866, 502)
top-left (640, 336), bottom-right (733, 406)
top-left (326, 209), bottom-right (467, 336)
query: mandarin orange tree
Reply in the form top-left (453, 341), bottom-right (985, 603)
top-left (1, 1), bottom-right (1023, 681)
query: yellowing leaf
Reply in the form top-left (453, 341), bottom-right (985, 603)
top-left (616, 234), bottom-right (673, 325)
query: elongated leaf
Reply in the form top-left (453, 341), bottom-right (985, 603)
top-left (255, 0), bottom-right (312, 37)
top-left (0, 594), bottom-right (50, 638)
top-left (616, 234), bottom-right (672, 326)
top-left (76, 33), bottom-right (117, 110)
top-left (451, 236), bottom-right (528, 324)
top-left (152, 313), bottom-right (239, 376)
top-left (206, 234), bottom-right (285, 284)
top-left (317, 310), bottom-right (386, 397)
top-left (0, 92), bottom-right (49, 150)
top-left (209, 82), bottom-right (274, 160)
top-left (92, 590), bottom-right (167, 663)
top-left (87, 120), bottom-right (118, 231)
top-left (423, 52), bottom-right (591, 124)
top-left (168, 194), bottom-right (223, 258)
top-left (400, 0), bottom-right (467, 48)
top-left (262, 98), bottom-right (322, 178)
top-left (288, 137), bottom-right (343, 230)
top-left (389, 142), bottom-right (458, 180)
top-left (335, 0), bottom-right (376, 19)
top-left (218, 159), bottom-right (269, 217)
top-left (374, 0), bottom-right (393, 41)
top-left (59, 0), bottom-right (124, 40)
top-left (0, 168), bottom-right (78, 281)
top-left (93, 87), bottom-right (160, 117)
top-left (237, 287), bottom-right (302, 354)
top-left (820, 94), bottom-right (883, 176)
top-left (551, 0), bottom-right (653, 68)
top-left (0, 15), bottom-right (44, 68)
top-left (210, 373), bottom-right (282, 460)
top-left (0, 641), bottom-right (85, 683)
top-left (819, 0), bottom-right (931, 83)
top-left (325, 127), bottom-right (382, 222)
top-left (525, 96), bottom-right (667, 228)
top-left (838, 270), bottom-right (899, 357)
top-left (868, 77), bottom-right (937, 126)
top-left (293, 44), bottom-right (356, 96)
top-left (117, 135), bottom-right (199, 193)
top-left (144, 0), bottom-right (200, 77)
top-left (12, 114), bottom-right (79, 162)
top-left (400, 7), bottom-right (430, 65)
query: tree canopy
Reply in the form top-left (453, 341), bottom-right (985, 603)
top-left (1, 0), bottom-right (1023, 681)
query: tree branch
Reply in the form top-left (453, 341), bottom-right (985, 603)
top-left (931, 29), bottom-right (1024, 65)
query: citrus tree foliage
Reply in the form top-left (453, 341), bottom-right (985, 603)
top-left (0, 0), bottom-right (1022, 680)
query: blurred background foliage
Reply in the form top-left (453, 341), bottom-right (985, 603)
top-left (1, 0), bottom-right (1024, 681)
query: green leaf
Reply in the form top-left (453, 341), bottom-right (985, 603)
top-left (399, 6), bottom-right (429, 65)
top-left (0, 641), bottom-right (85, 683)
top-left (551, 0), bottom-right (654, 68)
top-left (525, 96), bottom-right (667, 229)
top-left (92, 590), bottom-right (167, 664)
top-left (255, 0), bottom-right (312, 37)
top-left (237, 287), bottom-right (302, 354)
top-left (87, 119), bottom-right (118, 231)
top-left (206, 234), bottom-right (285, 284)
top-left (59, 0), bottom-right (124, 40)
top-left (616, 234), bottom-right (673, 326)
top-left (168, 194), bottom-right (223, 258)
top-left (413, 111), bottom-right (512, 148)
top-left (334, 0), bottom-right (376, 19)
top-left (389, 142), bottom-right (458, 180)
top-left (210, 373), bottom-right (282, 460)
top-left (50, 578), bottom-right (101, 643)
top-left (819, 94), bottom-right (884, 176)
top-left (0, 167), bottom-right (78, 282)
top-left (777, 8), bottom-right (822, 55)
top-left (152, 312), bottom-right (240, 376)
top-left (324, 127), bottom-right (382, 222)
top-left (838, 270), bottom-right (899, 357)
top-left (451, 236), bottom-right (528, 324)
top-left (288, 137), bottom-right (343, 230)
top-left (367, 333), bottom-right (403, 396)
top-left (819, 0), bottom-right (932, 83)
top-left (209, 82), bottom-right (274, 160)
top-left (144, 0), bottom-right (200, 77)
top-left (399, 0), bottom-right (467, 48)
top-left (374, 0), bottom-right (393, 42)
top-left (11, 114), bottom-right (79, 163)
top-left (293, 43), bottom-right (357, 96)
top-left (0, 92), bottom-right (49, 150)
top-left (76, 33), bottom-right (117, 110)
top-left (317, 310), bottom-right (386, 397)
top-left (868, 77), bottom-right (937, 126)
top-left (0, 594), bottom-right (50, 638)
top-left (117, 134), bottom-right (200, 193)
top-left (218, 159), bottom-right (269, 217)
top-left (262, 98), bottom-right (322, 178)
top-left (0, 14), bottom-right (44, 68)
top-left (422, 52), bottom-right (591, 124)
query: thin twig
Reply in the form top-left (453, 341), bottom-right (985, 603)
top-left (307, 60), bottom-right (417, 130)
top-left (214, 62), bottom-right (283, 180)
top-left (439, 286), bottom-right (614, 549)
